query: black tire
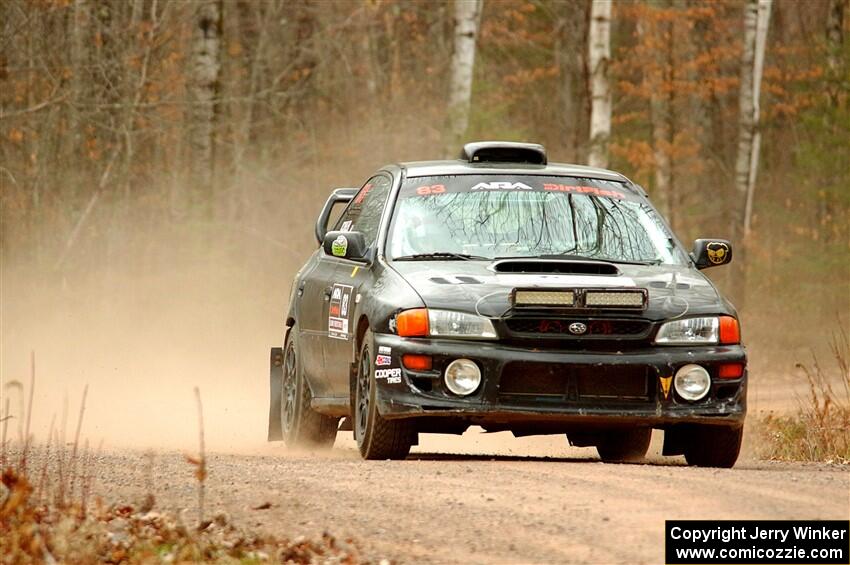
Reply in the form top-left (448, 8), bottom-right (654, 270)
top-left (596, 428), bottom-right (652, 463)
top-left (354, 330), bottom-right (414, 460)
top-left (280, 325), bottom-right (338, 449)
top-left (684, 425), bottom-right (743, 468)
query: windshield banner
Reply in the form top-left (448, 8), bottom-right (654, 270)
top-left (401, 176), bottom-right (641, 202)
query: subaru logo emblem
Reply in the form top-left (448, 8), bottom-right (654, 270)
top-left (569, 322), bottom-right (587, 335)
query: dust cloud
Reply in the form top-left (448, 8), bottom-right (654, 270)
top-left (0, 155), bottom-right (840, 458)
top-left (2, 260), bottom-right (283, 452)
top-left (0, 129), bottom-right (438, 454)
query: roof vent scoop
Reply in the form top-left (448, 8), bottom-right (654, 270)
top-left (461, 141), bottom-right (547, 165)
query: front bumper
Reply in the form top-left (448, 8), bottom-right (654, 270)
top-left (371, 333), bottom-right (746, 430)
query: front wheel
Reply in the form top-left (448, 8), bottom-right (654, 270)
top-left (354, 330), bottom-right (414, 460)
top-left (596, 428), bottom-right (652, 463)
top-left (684, 425), bottom-right (743, 468)
top-left (280, 326), bottom-right (338, 449)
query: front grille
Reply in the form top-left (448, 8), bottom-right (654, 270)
top-left (499, 362), bottom-right (653, 402)
top-left (505, 317), bottom-right (651, 338)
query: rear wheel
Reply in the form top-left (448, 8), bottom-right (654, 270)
top-left (684, 425), bottom-right (742, 468)
top-left (280, 326), bottom-right (338, 449)
top-left (596, 428), bottom-right (652, 463)
top-left (354, 330), bottom-right (414, 460)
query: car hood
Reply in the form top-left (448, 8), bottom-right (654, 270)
top-left (387, 260), bottom-right (725, 321)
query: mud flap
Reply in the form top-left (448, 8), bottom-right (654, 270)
top-left (268, 347), bottom-right (284, 441)
top-left (662, 425), bottom-right (687, 456)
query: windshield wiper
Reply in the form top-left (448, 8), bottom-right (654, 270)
top-left (394, 252), bottom-right (490, 261)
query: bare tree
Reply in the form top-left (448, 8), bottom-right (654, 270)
top-left (445, 0), bottom-right (483, 157)
top-left (729, 0), bottom-right (771, 304)
top-left (188, 0), bottom-right (223, 196)
top-left (637, 7), bottom-right (675, 227)
top-left (734, 0), bottom-right (772, 242)
top-left (826, 0), bottom-right (847, 107)
top-left (556, 1), bottom-right (590, 163)
top-left (587, 0), bottom-right (612, 168)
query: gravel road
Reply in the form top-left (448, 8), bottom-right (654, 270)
top-left (79, 431), bottom-right (850, 565)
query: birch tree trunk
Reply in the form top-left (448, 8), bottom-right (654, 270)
top-left (734, 0), bottom-right (771, 241)
top-left (732, 0), bottom-right (771, 304)
top-left (188, 0), bottom-right (222, 199)
top-left (587, 0), bottom-right (612, 169)
top-left (445, 0), bottom-right (483, 157)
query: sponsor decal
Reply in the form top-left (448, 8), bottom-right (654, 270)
top-left (706, 241), bottom-right (729, 265)
top-left (659, 376), bottom-right (673, 399)
top-left (328, 283), bottom-right (354, 340)
top-left (354, 183), bottom-right (372, 204)
top-left (471, 181), bottom-right (533, 191)
top-left (331, 235), bottom-right (348, 257)
top-left (328, 317), bottom-right (347, 336)
top-left (375, 354), bottom-right (392, 366)
top-left (375, 367), bottom-right (402, 384)
top-left (340, 220), bottom-right (353, 232)
top-left (416, 184), bottom-right (446, 196)
top-left (378, 345), bottom-right (391, 355)
top-left (543, 183), bottom-right (625, 199)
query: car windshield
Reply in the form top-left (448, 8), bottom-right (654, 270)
top-left (387, 175), bottom-right (686, 265)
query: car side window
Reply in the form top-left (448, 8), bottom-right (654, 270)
top-left (334, 174), bottom-right (392, 246)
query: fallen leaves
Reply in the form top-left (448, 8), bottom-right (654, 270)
top-left (0, 467), bottom-right (364, 564)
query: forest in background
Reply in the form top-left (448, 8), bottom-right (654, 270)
top-left (1, 0), bottom-right (848, 383)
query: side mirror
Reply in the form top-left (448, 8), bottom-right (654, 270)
top-left (323, 231), bottom-right (369, 261)
top-left (315, 187), bottom-right (358, 244)
top-left (692, 239), bottom-right (733, 269)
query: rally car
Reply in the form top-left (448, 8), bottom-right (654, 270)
top-left (268, 141), bottom-right (746, 467)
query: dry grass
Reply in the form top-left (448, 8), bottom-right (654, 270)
top-left (0, 361), bottom-right (367, 564)
top-left (757, 326), bottom-right (850, 464)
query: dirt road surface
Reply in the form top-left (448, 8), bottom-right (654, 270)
top-left (80, 432), bottom-right (849, 565)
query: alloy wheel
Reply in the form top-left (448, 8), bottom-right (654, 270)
top-left (281, 340), bottom-right (298, 435)
top-left (356, 348), bottom-right (371, 440)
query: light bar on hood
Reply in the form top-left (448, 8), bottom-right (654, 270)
top-left (584, 290), bottom-right (646, 308)
top-left (514, 290), bottom-right (575, 307)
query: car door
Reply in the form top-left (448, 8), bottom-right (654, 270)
top-left (296, 252), bottom-right (340, 398)
top-left (321, 173), bottom-right (393, 398)
top-left (297, 192), bottom-right (357, 398)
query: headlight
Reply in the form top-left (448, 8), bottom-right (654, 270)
top-left (444, 359), bottom-right (482, 395)
top-left (655, 317), bottom-right (719, 345)
top-left (674, 364), bottom-right (711, 401)
top-left (396, 308), bottom-right (496, 339)
top-left (429, 310), bottom-right (497, 339)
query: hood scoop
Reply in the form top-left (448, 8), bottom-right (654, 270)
top-left (492, 259), bottom-right (619, 276)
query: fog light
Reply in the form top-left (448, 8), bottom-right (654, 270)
top-left (444, 358), bottom-right (481, 396)
top-left (674, 364), bottom-right (711, 401)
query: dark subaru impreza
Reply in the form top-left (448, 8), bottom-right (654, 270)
top-left (268, 142), bottom-right (746, 467)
